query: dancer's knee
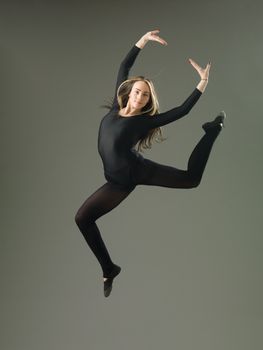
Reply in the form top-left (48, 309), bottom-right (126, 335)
top-left (182, 173), bottom-right (202, 189)
top-left (189, 176), bottom-right (201, 188)
top-left (75, 210), bottom-right (93, 230)
top-left (75, 210), bottom-right (83, 228)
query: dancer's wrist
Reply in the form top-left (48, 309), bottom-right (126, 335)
top-left (135, 37), bottom-right (148, 49)
top-left (197, 79), bottom-right (208, 93)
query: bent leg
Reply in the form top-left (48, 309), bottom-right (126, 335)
top-left (75, 182), bottom-right (134, 276)
top-left (134, 127), bottom-right (221, 189)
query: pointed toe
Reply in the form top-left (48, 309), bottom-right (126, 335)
top-left (202, 111), bottom-right (226, 132)
top-left (103, 264), bottom-right (121, 297)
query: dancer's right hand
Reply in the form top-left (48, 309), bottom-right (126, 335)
top-left (136, 30), bottom-right (168, 49)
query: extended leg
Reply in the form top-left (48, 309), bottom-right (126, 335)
top-left (75, 182), bottom-right (134, 277)
top-left (133, 126), bottom-right (222, 188)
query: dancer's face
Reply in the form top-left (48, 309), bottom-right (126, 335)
top-left (128, 81), bottom-right (150, 111)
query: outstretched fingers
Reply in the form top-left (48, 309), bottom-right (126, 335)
top-left (147, 29), bottom-right (168, 45)
top-left (189, 58), bottom-right (211, 79)
top-left (205, 61), bottom-right (212, 72)
top-left (188, 58), bottom-right (201, 70)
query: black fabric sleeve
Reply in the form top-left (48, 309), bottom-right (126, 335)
top-left (139, 88), bottom-right (203, 129)
top-left (112, 45), bottom-right (141, 109)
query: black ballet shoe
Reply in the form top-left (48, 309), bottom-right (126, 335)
top-left (103, 264), bottom-right (121, 297)
top-left (202, 111), bottom-right (226, 133)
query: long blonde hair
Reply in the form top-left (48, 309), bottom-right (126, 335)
top-left (117, 76), bottom-right (166, 152)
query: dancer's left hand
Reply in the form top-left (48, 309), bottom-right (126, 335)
top-left (188, 58), bottom-right (211, 80)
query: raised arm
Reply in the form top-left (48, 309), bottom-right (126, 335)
top-left (112, 30), bottom-right (167, 109)
top-left (139, 58), bottom-right (211, 129)
top-left (111, 45), bottom-right (141, 109)
top-left (139, 88), bottom-right (202, 129)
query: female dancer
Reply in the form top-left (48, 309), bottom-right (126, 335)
top-left (75, 30), bottom-right (225, 297)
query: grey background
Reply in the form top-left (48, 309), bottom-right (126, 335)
top-left (1, 0), bottom-right (262, 349)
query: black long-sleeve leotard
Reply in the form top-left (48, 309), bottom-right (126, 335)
top-left (97, 45), bottom-right (202, 186)
top-left (76, 45), bottom-right (221, 280)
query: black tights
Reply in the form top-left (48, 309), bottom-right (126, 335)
top-left (75, 127), bottom-right (221, 277)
